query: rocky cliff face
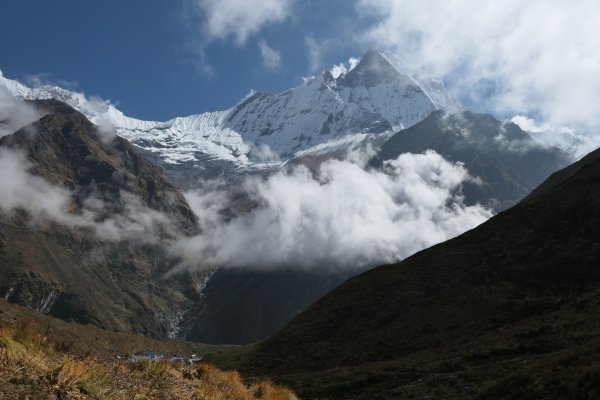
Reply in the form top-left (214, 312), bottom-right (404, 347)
top-left (0, 99), bottom-right (206, 339)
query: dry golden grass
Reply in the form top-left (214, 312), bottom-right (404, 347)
top-left (0, 322), bottom-right (297, 400)
top-left (0, 327), bottom-right (26, 365)
top-left (185, 365), bottom-right (298, 400)
top-left (251, 380), bottom-right (298, 400)
top-left (56, 357), bottom-right (95, 387)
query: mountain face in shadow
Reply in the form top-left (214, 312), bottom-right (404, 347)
top-left (238, 146), bottom-right (600, 399)
top-left (373, 110), bottom-right (570, 211)
top-left (181, 268), bottom-right (352, 345)
top-left (0, 100), bottom-right (206, 339)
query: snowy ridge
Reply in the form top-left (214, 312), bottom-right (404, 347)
top-left (378, 51), bottom-right (458, 113)
top-left (0, 49), bottom-right (459, 167)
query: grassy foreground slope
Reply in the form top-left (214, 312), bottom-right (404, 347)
top-left (0, 300), bottom-right (297, 400)
top-left (0, 298), bottom-right (220, 359)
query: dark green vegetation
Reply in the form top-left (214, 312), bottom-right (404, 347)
top-left (214, 147), bottom-right (600, 399)
top-left (374, 110), bottom-right (569, 211)
top-left (0, 100), bottom-right (208, 339)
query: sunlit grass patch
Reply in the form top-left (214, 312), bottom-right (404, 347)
top-left (0, 320), bottom-right (298, 399)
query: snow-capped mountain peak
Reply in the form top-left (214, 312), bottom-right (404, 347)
top-left (338, 47), bottom-right (410, 88)
top-left (1, 48), bottom-right (459, 172)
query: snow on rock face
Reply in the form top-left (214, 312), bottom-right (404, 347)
top-left (0, 49), bottom-right (458, 166)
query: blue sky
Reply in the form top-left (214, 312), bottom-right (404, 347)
top-left (1, 0), bottom-right (363, 120)
top-left (2, 1), bottom-right (599, 133)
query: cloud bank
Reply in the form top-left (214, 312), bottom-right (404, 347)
top-left (511, 115), bottom-right (600, 160)
top-left (355, 0), bottom-right (600, 132)
top-left (189, 0), bottom-right (297, 45)
top-left (0, 147), bottom-right (175, 243)
top-left (1, 84), bottom-right (492, 273)
top-left (2, 139), bottom-right (490, 273)
top-left (175, 150), bottom-right (492, 270)
top-left (0, 89), bottom-right (176, 244)
top-left (0, 148), bottom-right (73, 221)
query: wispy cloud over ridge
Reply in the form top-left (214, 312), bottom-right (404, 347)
top-left (0, 85), bottom-right (41, 138)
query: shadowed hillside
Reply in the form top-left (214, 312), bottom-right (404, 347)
top-left (223, 146), bottom-right (600, 399)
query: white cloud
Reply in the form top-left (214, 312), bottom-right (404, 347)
top-left (175, 150), bottom-right (491, 270)
top-left (330, 64), bottom-right (346, 79)
top-left (510, 116), bottom-right (555, 133)
top-left (0, 148), bottom-right (72, 220)
top-left (189, 0), bottom-right (297, 45)
top-left (184, 0), bottom-right (296, 74)
top-left (249, 143), bottom-right (281, 163)
top-left (306, 36), bottom-right (342, 73)
top-left (24, 73), bottom-right (78, 90)
top-left (355, 0), bottom-right (600, 133)
top-left (0, 147), bottom-right (177, 244)
top-left (305, 37), bottom-right (323, 73)
top-left (330, 56), bottom-right (360, 79)
top-left (0, 88), bottom-right (186, 249)
top-left (0, 86), bottom-right (41, 138)
top-left (511, 115), bottom-right (600, 160)
top-left (258, 40), bottom-right (282, 70)
top-left (24, 73), bottom-right (51, 89)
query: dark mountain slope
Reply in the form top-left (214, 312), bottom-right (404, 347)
top-left (525, 142), bottom-right (600, 200)
top-left (374, 110), bottom-right (569, 210)
top-left (236, 147), bottom-right (600, 399)
top-left (0, 100), bottom-right (206, 338)
top-left (182, 268), bottom-right (351, 345)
